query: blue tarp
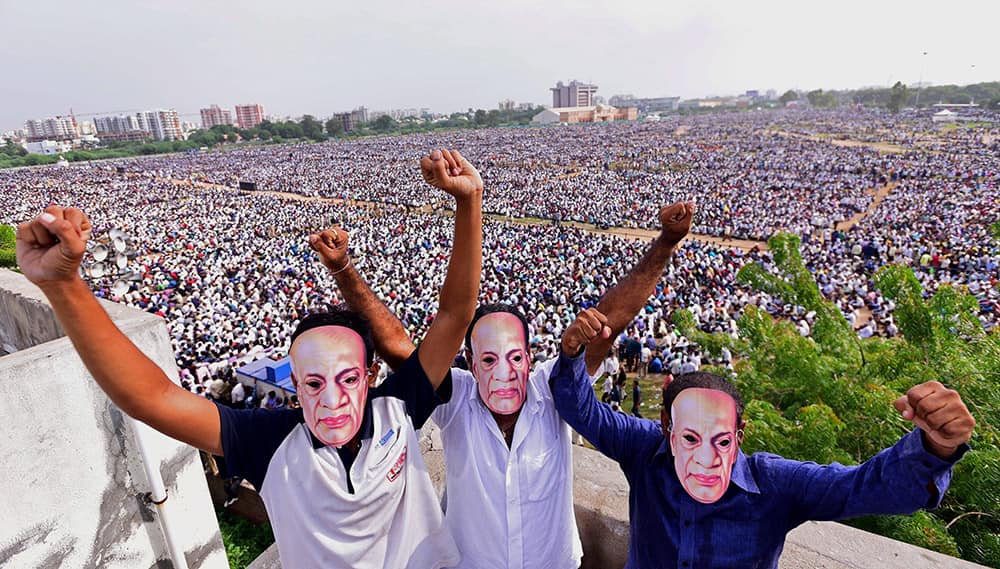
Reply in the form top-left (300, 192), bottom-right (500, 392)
top-left (236, 356), bottom-right (295, 394)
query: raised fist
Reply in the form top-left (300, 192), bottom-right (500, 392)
top-left (561, 308), bottom-right (612, 357)
top-left (420, 149), bottom-right (483, 200)
top-left (15, 206), bottom-right (92, 288)
top-left (893, 381), bottom-right (975, 459)
top-left (659, 202), bottom-right (695, 246)
top-left (309, 227), bottom-right (350, 273)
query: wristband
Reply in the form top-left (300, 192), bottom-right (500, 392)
top-left (329, 257), bottom-right (352, 275)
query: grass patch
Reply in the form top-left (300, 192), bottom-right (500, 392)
top-left (216, 508), bottom-right (274, 569)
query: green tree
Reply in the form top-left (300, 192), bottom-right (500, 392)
top-left (325, 117), bottom-right (344, 137)
top-left (2, 141), bottom-right (27, 158)
top-left (372, 115), bottom-right (397, 132)
top-left (300, 115), bottom-right (325, 141)
top-left (0, 224), bottom-right (16, 269)
top-left (674, 233), bottom-right (1000, 566)
top-left (888, 81), bottom-right (909, 113)
top-left (474, 109), bottom-right (488, 125)
top-left (779, 90), bottom-right (798, 105)
top-left (807, 89), bottom-right (838, 108)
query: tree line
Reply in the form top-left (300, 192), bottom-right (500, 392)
top-left (777, 81), bottom-right (1000, 113)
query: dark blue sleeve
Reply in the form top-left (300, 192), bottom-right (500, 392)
top-left (770, 429), bottom-right (968, 525)
top-left (374, 347), bottom-right (452, 429)
top-left (215, 404), bottom-right (304, 491)
top-left (550, 352), bottom-right (661, 465)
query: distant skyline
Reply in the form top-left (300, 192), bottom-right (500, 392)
top-left (1, 0), bottom-right (998, 132)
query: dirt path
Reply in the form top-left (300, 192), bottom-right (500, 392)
top-left (165, 177), bottom-right (768, 251)
top-left (835, 181), bottom-right (898, 231)
top-left (769, 130), bottom-right (907, 154)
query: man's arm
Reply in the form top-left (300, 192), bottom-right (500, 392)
top-left (310, 227), bottom-right (414, 370)
top-left (551, 308), bottom-right (660, 462)
top-left (16, 206), bottom-right (223, 455)
top-left (414, 149), bottom-right (483, 386)
top-left (584, 202), bottom-right (693, 375)
top-left (785, 381), bottom-right (975, 523)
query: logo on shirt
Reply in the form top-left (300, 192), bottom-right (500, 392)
top-left (386, 448), bottom-right (407, 483)
top-left (379, 428), bottom-right (396, 447)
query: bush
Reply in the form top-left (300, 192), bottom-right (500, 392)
top-left (676, 233), bottom-right (1000, 567)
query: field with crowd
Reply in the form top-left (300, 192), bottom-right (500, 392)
top-left (2, 108), bottom-right (997, 389)
top-left (4, 107), bottom-right (1000, 564)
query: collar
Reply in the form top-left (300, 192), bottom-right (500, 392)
top-left (653, 437), bottom-right (760, 495)
top-left (309, 396), bottom-right (375, 450)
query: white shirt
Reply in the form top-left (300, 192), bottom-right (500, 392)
top-left (218, 350), bottom-right (459, 569)
top-left (230, 381), bottom-right (246, 404)
top-left (261, 397), bottom-right (459, 569)
top-left (598, 356), bottom-right (620, 381)
top-left (431, 358), bottom-right (582, 569)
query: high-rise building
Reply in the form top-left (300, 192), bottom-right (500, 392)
top-left (138, 110), bottom-right (181, 141)
top-left (551, 80), bottom-right (598, 108)
top-left (93, 114), bottom-right (149, 142)
top-left (333, 107), bottom-right (370, 133)
top-left (200, 105), bottom-right (233, 129)
top-left (24, 116), bottom-right (77, 141)
top-left (235, 104), bottom-right (265, 129)
top-left (499, 99), bottom-right (516, 111)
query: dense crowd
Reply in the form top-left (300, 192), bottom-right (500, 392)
top-left (2, 109), bottom-right (997, 395)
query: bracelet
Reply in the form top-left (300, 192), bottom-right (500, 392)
top-left (329, 257), bottom-right (352, 275)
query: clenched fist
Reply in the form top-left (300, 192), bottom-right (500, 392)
top-left (561, 308), bottom-right (612, 357)
top-left (309, 227), bottom-right (350, 273)
top-left (893, 381), bottom-right (975, 459)
top-left (15, 205), bottom-right (92, 288)
top-left (420, 149), bottom-right (483, 200)
top-left (659, 202), bottom-right (695, 246)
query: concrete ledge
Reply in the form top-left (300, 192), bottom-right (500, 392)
top-left (0, 269), bottom-right (66, 354)
top-left (0, 270), bottom-right (227, 569)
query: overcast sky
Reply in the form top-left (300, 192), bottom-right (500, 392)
top-left (1, 0), bottom-right (997, 131)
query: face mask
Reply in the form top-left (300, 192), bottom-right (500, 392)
top-left (668, 388), bottom-right (741, 504)
top-left (470, 312), bottom-right (531, 415)
top-left (291, 326), bottom-right (369, 447)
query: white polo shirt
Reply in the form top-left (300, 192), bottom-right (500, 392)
top-left (217, 350), bottom-right (460, 569)
top-left (431, 358), bottom-right (583, 569)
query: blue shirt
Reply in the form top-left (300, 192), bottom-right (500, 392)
top-left (551, 352), bottom-right (967, 569)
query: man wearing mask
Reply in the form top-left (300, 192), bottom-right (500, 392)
top-left (311, 201), bottom-right (695, 568)
top-left (552, 307), bottom-right (975, 568)
top-left (15, 148), bottom-right (482, 568)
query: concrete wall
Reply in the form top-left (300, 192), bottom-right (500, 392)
top-left (249, 419), bottom-right (987, 569)
top-left (0, 270), bottom-right (65, 355)
top-left (0, 269), bottom-right (227, 569)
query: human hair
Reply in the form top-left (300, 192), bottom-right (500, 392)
top-left (464, 303), bottom-right (530, 352)
top-left (290, 308), bottom-right (375, 366)
top-left (662, 372), bottom-right (744, 430)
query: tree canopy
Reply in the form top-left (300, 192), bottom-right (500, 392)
top-left (779, 90), bottom-right (798, 105)
top-left (0, 224), bottom-right (16, 269)
top-left (888, 81), bottom-right (909, 113)
top-left (673, 233), bottom-right (1000, 566)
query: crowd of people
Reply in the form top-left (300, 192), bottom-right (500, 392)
top-left (2, 109), bottom-right (997, 394)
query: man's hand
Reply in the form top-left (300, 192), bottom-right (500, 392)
top-left (420, 149), bottom-right (483, 200)
top-left (15, 205), bottom-right (92, 288)
top-left (893, 381), bottom-right (975, 459)
top-left (659, 201), bottom-right (695, 246)
top-left (309, 227), bottom-right (350, 273)
top-left (562, 308), bottom-right (612, 357)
